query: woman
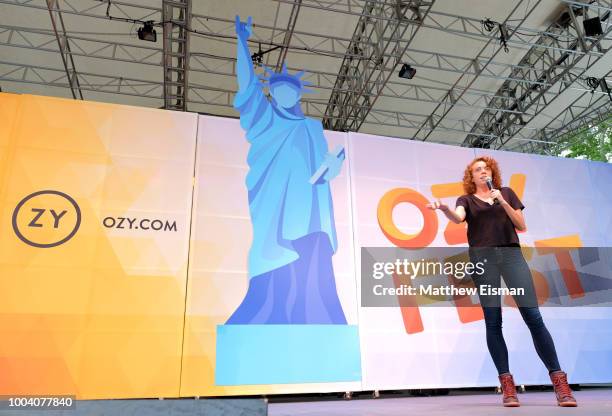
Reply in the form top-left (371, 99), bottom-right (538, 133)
top-left (428, 156), bottom-right (577, 408)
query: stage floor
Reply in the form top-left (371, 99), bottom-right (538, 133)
top-left (270, 388), bottom-right (612, 416)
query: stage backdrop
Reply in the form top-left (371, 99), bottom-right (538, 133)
top-left (350, 132), bottom-right (612, 391)
top-left (180, 115), bottom-right (362, 397)
top-left (0, 93), bottom-right (197, 398)
top-left (1, 93), bottom-right (611, 399)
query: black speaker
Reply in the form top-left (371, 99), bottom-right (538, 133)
top-left (583, 16), bottom-right (603, 37)
top-left (398, 64), bottom-right (416, 80)
top-left (137, 22), bottom-right (157, 42)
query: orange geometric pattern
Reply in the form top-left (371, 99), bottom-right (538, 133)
top-left (0, 93), bottom-right (197, 399)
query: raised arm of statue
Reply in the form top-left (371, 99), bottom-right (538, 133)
top-left (235, 15), bottom-right (256, 92)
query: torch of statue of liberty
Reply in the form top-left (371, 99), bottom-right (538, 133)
top-left (226, 16), bottom-right (347, 324)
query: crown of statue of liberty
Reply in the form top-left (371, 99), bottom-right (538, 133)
top-left (258, 63), bottom-right (314, 94)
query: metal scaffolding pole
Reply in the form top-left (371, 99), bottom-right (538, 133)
top-left (4, 58), bottom-right (586, 150)
top-left (275, 0), bottom-right (612, 56)
top-left (0, 59), bottom-right (560, 143)
top-left (513, 67), bottom-right (612, 152)
top-left (323, 0), bottom-right (434, 131)
top-left (162, 0), bottom-right (191, 111)
top-left (45, 0), bottom-right (82, 99)
top-left (4, 1), bottom-right (609, 110)
top-left (465, 0), bottom-right (612, 149)
top-left (510, 89), bottom-right (612, 154)
top-left (412, 0), bottom-right (543, 142)
top-left (0, 23), bottom-right (563, 118)
top-left (1, 0), bottom-right (611, 154)
top-left (4, 23), bottom-right (607, 105)
top-left (550, 107), bottom-right (612, 155)
top-left (274, 0), bottom-right (302, 71)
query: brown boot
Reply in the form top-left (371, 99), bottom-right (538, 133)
top-left (498, 373), bottom-right (520, 407)
top-left (550, 370), bottom-right (577, 407)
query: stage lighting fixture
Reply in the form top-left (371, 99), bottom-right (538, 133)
top-left (399, 64), bottom-right (416, 79)
top-left (137, 21), bottom-right (157, 42)
top-left (471, 136), bottom-right (491, 149)
top-left (583, 16), bottom-right (603, 37)
top-left (586, 76), bottom-right (600, 90)
top-left (599, 78), bottom-right (612, 102)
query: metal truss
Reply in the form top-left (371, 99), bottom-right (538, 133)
top-left (0, 61), bottom-right (163, 100)
top-left (510, 85), bottom-right (612, 154)
top-left (186, 14), bottom-right (609, 93)
top-left (278, 0), bottom-right (612, 142)
top-left (517, 103), bottom-right (612, 155)
top-left (162, 0), bottom-right (191, 111)
top-left (516, 67), bottom-right (612, 152)
top-left (322, 0), bottom-right (433, 131)
top-left (2, 59), bottom-right (595, 148)
top-left (274, 0), bottom-right (302, 71)
top-left (5, 58), bottom-right (606, 150)
top-left (0, 0), bottom-right (162, 23)
top-left (1, 0), bottom-right (611, 152)
top-left (0, 59), bottom-right (568, 145)
top-left (4, 1), bottom-right (610, 103)
top-left (45, 0), bottom-right (82, 99)
top-left (7, 23), bottom-right (607, 120)
top-left (551, 106), bottom-right (612, 155)
top-left (277, 0), bottom-right (610, 57)
top-left (464, 0), bottom-right (612, 149)
top-left (407, 0), bottom-right (544, 142)
top-left (0, 34), bottom-right (605, 144)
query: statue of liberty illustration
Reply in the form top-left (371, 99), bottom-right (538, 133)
top-left (226, 15), bottom-right (347, 325)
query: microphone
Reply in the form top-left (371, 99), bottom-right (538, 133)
top-left (485, 177), bottom-right (499, 205)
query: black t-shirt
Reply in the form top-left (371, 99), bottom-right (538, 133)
top-left (456, 187), bottom-right (525, 247)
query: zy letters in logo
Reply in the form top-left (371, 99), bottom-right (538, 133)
top-left (12, 190), bottom-right (81, 248)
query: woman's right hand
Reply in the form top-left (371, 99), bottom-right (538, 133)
top-left (426, 199), bottom-right (449, 212)
top-left (235, 15), bottom-right (253, 41)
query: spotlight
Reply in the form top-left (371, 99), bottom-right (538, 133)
top-left (137, 21), bottom-right (157, 42)
top-left (471, 136), bottom-right (491, 149)
top-left (399, 63), bottom-right (416, 79)
top-left (251, 43), bottom-right (264, 66)
top-left (583, 16), bottom-right (603, 37)
top-left (600, 78), bottom-right (612, 102)
top-left (586, 76), bottom-right (600, 90)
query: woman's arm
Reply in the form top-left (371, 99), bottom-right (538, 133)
top-left (491, 189), bottom-right (526, 231)
top-left (427, 200), bottom-right (466, 224)
top-left (501, 202), bottom-right (526, 231)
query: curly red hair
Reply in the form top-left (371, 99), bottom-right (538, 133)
top-left (462, 156), bottom-right (502, 194)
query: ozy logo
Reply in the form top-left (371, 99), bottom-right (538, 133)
top-left (12, 190), bottom-right (81, 248)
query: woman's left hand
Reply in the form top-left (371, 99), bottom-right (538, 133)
top-left (490, 189), bottom-right (506, 204)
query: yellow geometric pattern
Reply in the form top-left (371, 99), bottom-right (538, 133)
top-left (0, 93), bottom-right (197, 399)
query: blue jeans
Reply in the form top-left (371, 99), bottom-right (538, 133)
top-left (470, 247), bottom-right (561, 375)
